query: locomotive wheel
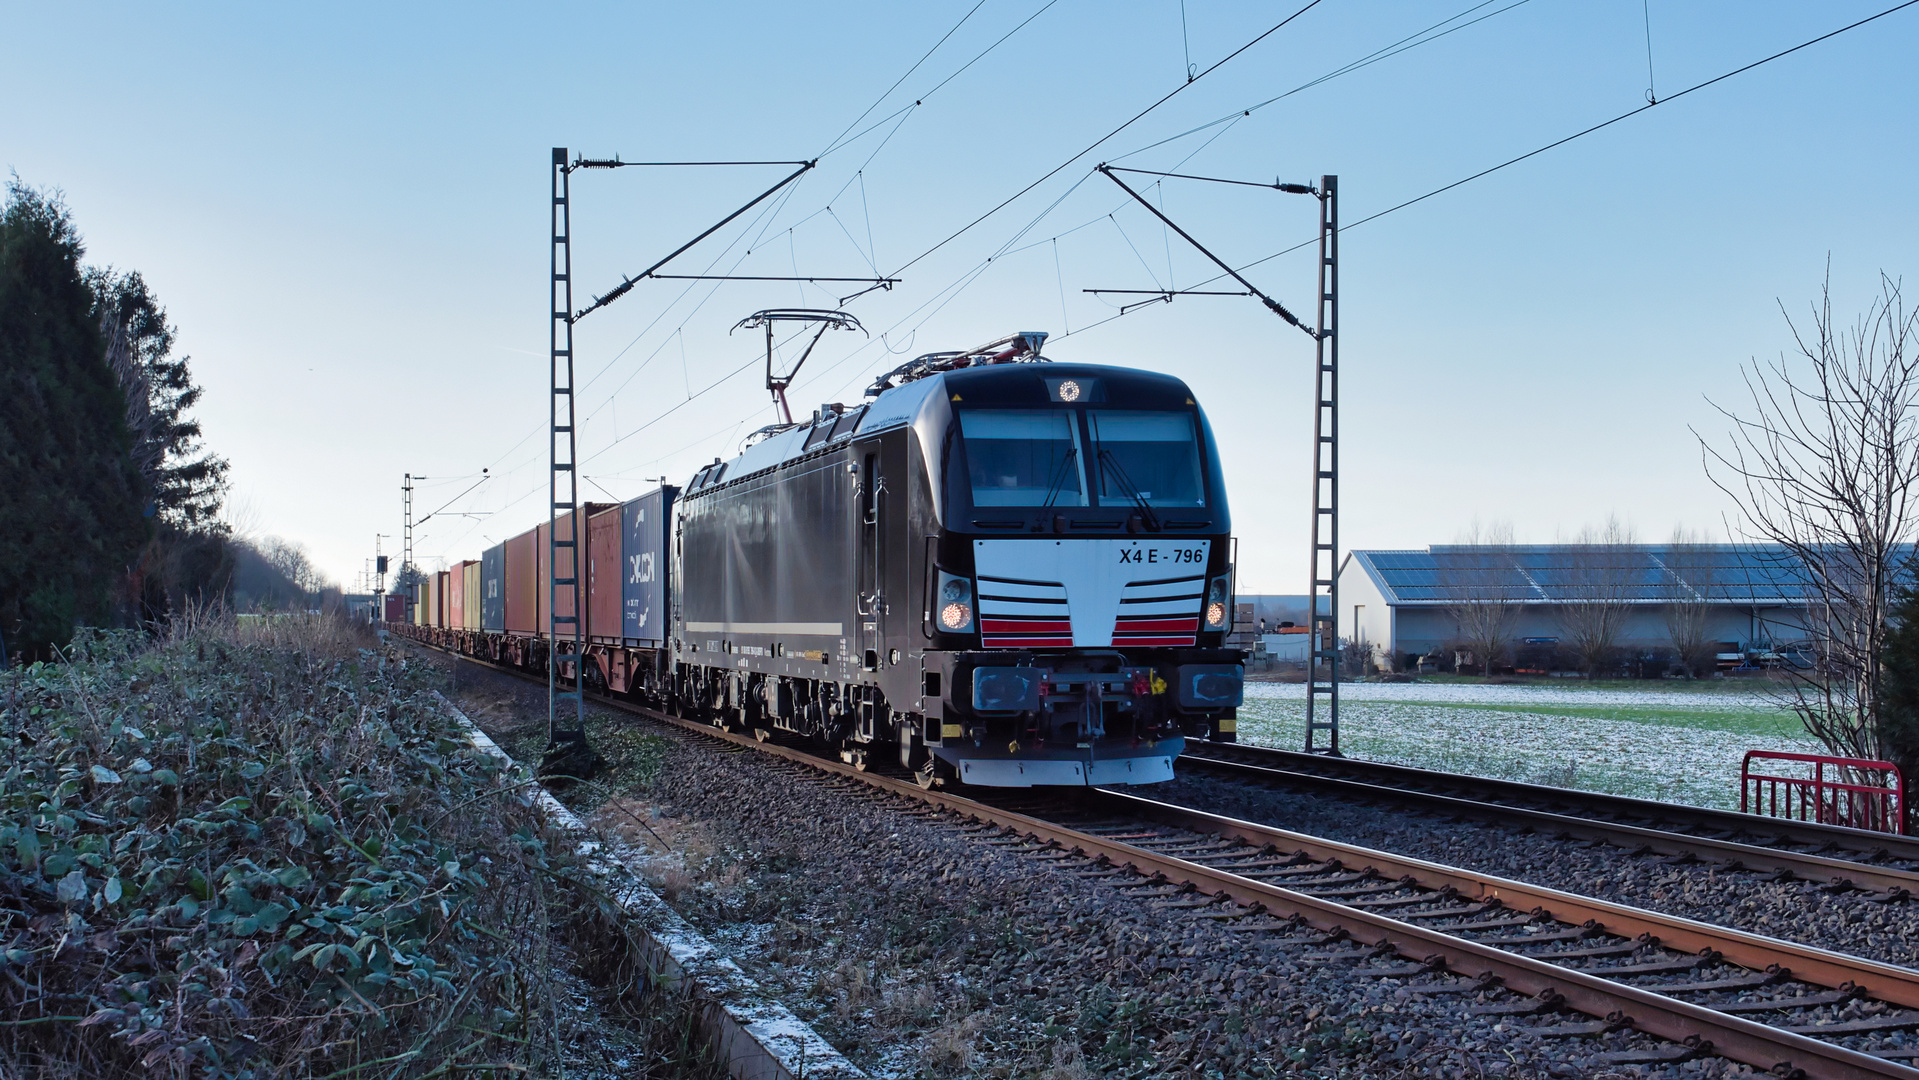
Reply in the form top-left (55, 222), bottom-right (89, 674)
top-left (914, 759), bottom-right (940, 790)
top-left (753, 727), bottom-right (772, 742)
top-left (840, 747), bottom-right (870, 772)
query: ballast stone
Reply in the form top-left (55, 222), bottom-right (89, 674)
top-left (434, 691), bottom-right (866, 1080)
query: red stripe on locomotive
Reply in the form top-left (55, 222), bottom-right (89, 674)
top-left (981, 618), bottom-right (1073, 634)
top-left (1112, 617), bottom-right (1200, 634)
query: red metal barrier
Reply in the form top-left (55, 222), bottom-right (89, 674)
top-left (1740, 750), bottom-right (1907, 835)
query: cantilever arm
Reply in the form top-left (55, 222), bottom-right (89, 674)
top-left (1095, 164), bottom-right (1316, 338)
top-left (574, 161), bottom-right (817, 322)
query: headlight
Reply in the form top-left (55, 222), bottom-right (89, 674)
top-left (937, 571), bottom-right (974, 632)
top-left (1204, 577), bottom-right (1229, 630)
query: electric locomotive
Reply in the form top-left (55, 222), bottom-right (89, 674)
top-left (669, 332), bottom-right (1243, 787)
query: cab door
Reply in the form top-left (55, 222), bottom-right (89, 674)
top-left (857, 445), bottom-right (883, 670)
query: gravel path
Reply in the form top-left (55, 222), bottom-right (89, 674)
top-left (430, 654), bottom-right (1787, 1078)
top-left (1150, 772), bottom-right (1919, 972)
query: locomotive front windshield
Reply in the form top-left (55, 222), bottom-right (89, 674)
top-left (1087, 411), bottom-right (1204, 507)
top-left (959, 407), bottom-right (1205, 508)
top-left (961, 410), bottom-right (1086, 506)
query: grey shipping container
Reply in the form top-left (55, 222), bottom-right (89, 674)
top-left (622, 486), bottom-right (676, 645)
top-left (480, 543), bottom-right (506, 632)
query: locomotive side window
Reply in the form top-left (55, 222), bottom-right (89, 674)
top-left (1087, 411), bottom-right (1206, 507)
top-left (958, 410), bottom-right (1087, 507)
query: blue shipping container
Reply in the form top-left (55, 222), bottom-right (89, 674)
top-left (621, 486), bottom-right (675, 645)
top-left (480, 543), bottom-right (506, 632)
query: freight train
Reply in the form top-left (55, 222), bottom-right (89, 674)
top-left (394, 333), bottom-right (1244, 787)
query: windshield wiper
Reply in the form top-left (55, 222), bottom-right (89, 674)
top-left (1098, 449), bottom-right (1161, 532)
top-left (1041, 448), bottom-right (1078, 508)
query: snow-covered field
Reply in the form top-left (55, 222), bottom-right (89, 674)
top-left (1249, 680), bottom-right (1780, 710)
top-left (1233, 681), bottom-right (1821, 810)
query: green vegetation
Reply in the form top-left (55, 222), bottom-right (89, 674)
top-left (0, 617), bottom-right (712, 1078)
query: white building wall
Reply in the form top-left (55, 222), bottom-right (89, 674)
top-left (1337, 557), bottom-right (1396, 664)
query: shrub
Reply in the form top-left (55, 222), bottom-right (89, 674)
top-left (0, 621), bottom-right (579, 1077)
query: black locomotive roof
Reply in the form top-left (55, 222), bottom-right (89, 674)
top-left (682, 361), bottom-right (1200, 496)
top-left (938, 361), bottom-right (1196, 407)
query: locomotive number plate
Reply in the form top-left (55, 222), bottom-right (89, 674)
top-left (1116, 543), bottom-right (1206, 566)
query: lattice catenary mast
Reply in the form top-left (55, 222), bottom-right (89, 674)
top-left (1088, 166), bottom-right (1342, 755)
top-left (549, 148), bottom-right (586, 755)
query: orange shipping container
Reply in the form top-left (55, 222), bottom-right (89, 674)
top-left (536, 505), bottom-right (612, 639)
top-left (505, 529), bottom-right (539, 635)
top-left (587, 505), bottom-right (623, 642)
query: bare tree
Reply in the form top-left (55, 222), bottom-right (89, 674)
top-left (1556, 517), bottom-right (1638, 678)
top-left (1701, 271), bottom-right (1919, 761)
top-left (1660, 528), bottom-right (1719, 678)
top-left (257, 537), bottom-right (329, 609)
top-left (1437, 520), bottom-right (1525, 678)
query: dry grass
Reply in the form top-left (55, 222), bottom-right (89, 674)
top-left (919, 1008), bottom-right (991, 1073)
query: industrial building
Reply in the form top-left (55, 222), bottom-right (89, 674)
top-left (1338, 545), bottom-right (1821, 673)
top-left (1232, 595), bottom-right (1328, 663)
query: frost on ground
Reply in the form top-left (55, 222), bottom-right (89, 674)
top-left (1236, 681), bottom-right (1822, 810)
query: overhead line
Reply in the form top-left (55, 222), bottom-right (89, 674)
top-left (1135, 0), bottom-right (1919, 309)
top-left (1108, 0), bottom-right (1530, 165)
top-left (577, 1), bottom-right (1057, 433)
top-left (819, 0), bottom-right (990, 156)
top-left (1108, 167), bottom-right (1309, 190)
top-left (1341, 0), bottom-right (1919, 234)
top-left (415, 474), bottom-right (490, 528)
top-left (883, 0), bottom-right (1328, 278)
top-left (575, 159), bottom-right (811, 167)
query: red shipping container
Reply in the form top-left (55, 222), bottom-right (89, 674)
top-left (587, 504), bottom-right (623, 642)
top-left (383, 594), bottom-right (405, 623)
top-left (535, 520), bottom-right (553, 634)
top-left (536, 505), bottom-right (612, 639)
top-left (504, 528), bottom-right (539, 635)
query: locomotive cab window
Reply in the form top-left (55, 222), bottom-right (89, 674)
top-left (959, 409), bottom-right (1087, 507)
top-left (1087, 411), bottom-right (1205, 507)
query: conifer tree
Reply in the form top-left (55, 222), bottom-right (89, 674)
top-left (87, 267), bottom-right (229, 529)
top-left (0, 180), bottom-right (148, 656)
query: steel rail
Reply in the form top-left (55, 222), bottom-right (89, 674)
top-left (1185, 741), bottom-right (1919, 862)
top-left (652, 712), bottom-right (1919, 1078)
top-left (1177, 747), bottom-right (1919, 896)
top-left (1094, 789), bottom-right (1919, 1008)
top-left (414, 642), bottom-right (1919, 1078)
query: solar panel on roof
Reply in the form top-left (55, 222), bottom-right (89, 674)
top-left (1353, 544), bottom-right (1848, 604)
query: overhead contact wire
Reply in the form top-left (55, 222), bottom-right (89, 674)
top-left (882, 0), bottom-right (1328, 279)
top-left (1117, 0), bottom-right (1919, 321)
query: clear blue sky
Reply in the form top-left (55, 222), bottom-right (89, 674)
top-left (9, 1), bottom-right (1916, 591)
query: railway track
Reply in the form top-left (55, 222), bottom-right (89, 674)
top-left (1179, 741), bottom-right (1919, 898)
top-left (419, 644), bottom-right (1919, 1078)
